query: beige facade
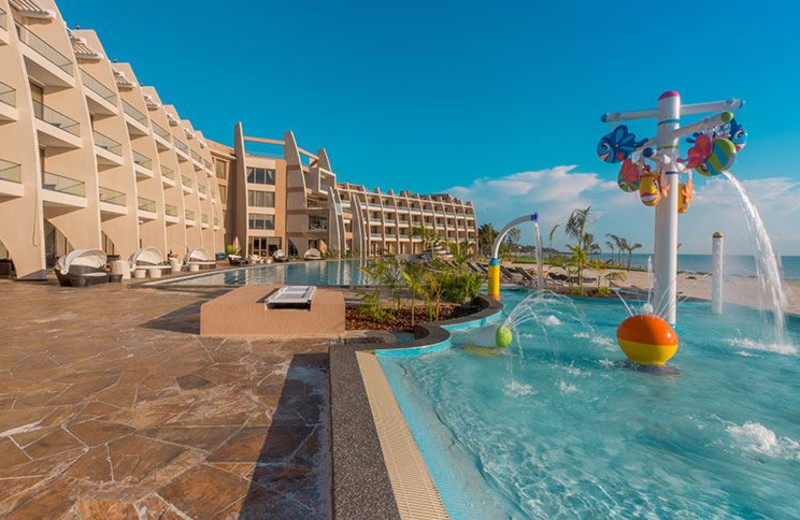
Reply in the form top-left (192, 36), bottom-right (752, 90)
top-left (0, 0), bottom-right (477, 278)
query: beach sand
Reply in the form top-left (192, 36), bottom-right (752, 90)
top-left (510, 262), bottom-right (800, 316)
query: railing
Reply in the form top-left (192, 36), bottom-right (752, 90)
top-left (197, 183), bottom-right (207, 195)
top-left (191, 150), bottom-right (202, 163)
top-left (165, 204), bottom-right (178, 217)
top-left (307, 200), bottom-right (327, 209)
top-left (152, 121), bottom-right (171, 141)
top-left (93, 130), bottom-right (121, 156)
top-left (203, 158), bottom-right (212, 169)
top-left (181, 174), bottom-right (192, 188)
top-left (214, 216), bottom-right (219, 226)
top-left (309, 224), bottom-right (329, 231)
top-left (0, 81), bottom-right (15, 108)
top-left (185, 209), bottom-right (195, 221)
top-left (174, 139), bottom-right (188, 154)
top-left (41, 171), bottom-right (85, 197)
top-left (15, 23), bottom-right (73, 76)
top-left (0, 159), bottom-right (21, 183)
top-left (161, 164), bottom-right (174, 180)
top-left (32, 100), bottom-right (79, 136)
top-left (370, 233), bottom-right (383, 239)
top-left (132, 150), bottom-right (152, 170)
top-left (122, 100), bottom-right (147, 126)
top-left (201, 214), bottom-right (209, 224)
top-left (0, 6), bottom-right (6, 30)
top-left (80, 69), bottom-right (116, 105)
top-left (98, 186), bottom-right (126, 206)
top-left (137, 196), bottom-right (156, 213)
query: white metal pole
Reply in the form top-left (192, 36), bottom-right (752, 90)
top-left (712, 232), bottom-right (724, 314)
top-left (654, 91), bottom-right (681, 325)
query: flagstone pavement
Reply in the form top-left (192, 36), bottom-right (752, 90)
top-left (0, 280), bottom-right (336, 519)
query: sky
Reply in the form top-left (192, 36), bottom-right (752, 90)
top-left (59, 0), bottom-right (800, 254)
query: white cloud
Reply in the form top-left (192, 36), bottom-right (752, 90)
top-left (447, 166), bottom-right (800, 255)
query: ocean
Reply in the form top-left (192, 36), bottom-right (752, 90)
top-left (591, 253), bottom-right (800, 281)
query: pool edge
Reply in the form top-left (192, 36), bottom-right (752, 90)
top-left (329, 295), bottom-right (503, 519)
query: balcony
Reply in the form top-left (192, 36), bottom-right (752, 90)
top-left (0, 159), bottom-right (23, 198)
top-left (132, 150), bottom-right (153, 178)
top-left (152, 121), bottom-right (171, 148)
top-left (370, 233), bottom-right (383, 240)
top-left (16, 23), bottom-right (73, 87)
top-left (137, 196), bottom-right (156, 219)
top-left (164, 203), bottom-right (179, 223)
top-left (122, 100), bottom-right (148, 135)
top-left (174, 139), bottom-right (189, 160)
top-left (99, 186), bottom-right (125, 206)
top-left (0, 80), bottom-right (15, 121)
top-left (181, 174), bottom-right (193, 194)
top-left (98, 186), bottom-right (127, 216)
top-left (201, 214), bottom-right (209, 229)
top-left (185, 209), bottom-right (196, 226)
top-left (41, 171), bottom-right (86, 207)
top-left (33, 99), bottom-right (81, 148)
top-left (92, 129), bottom-right (123, 168)
top-left (80, 69), bottom-right (116, 115)
top-left (197, 183), bottom-right (207, 199)
top-left (160, 165), bottom-right (175, 187)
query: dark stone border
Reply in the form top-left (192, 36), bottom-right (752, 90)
top-left (329, 295), bottom-right (503, 519)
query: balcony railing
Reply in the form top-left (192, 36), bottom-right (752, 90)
top-left (99, 186), bottom-right (126, 206)
top-left (191, 150), bottom-right (202, 163)
top-left (185, 209), bottom-right (195, 221)
top-left (214, 216), bottom-right (219, 226)
top-left (80, 70), bottom-right (116, 105)
top-left (152, 121), bottom-right (170, 141)
top-left (15, 23), bottom-right (73, 76)
top-left (93, 130), bottom-right (121, 156)
top-left (174, 139), bottom-right (188, 154)
top-left (0, 159), bottom-right (21, 184)
top-left (181, 174), bottom-right (192, 188)
top-left (197, 183), bottom-right (207, 195)
top-left (0, 81), bottom-right (15, 108)
top-left (137, 196), bottom-right (156, 213)
top-left (0, 6), bottom-right (6, 30)
top-left (165, 204), bottom-right (178, 217)
top-left (41, 171), bottom-right (85, 197)
top-left (370, 233), bottom-right (382, 239)
top-left (122, 100), bottom-right (147, 126)
top-left (201, 214), bottom-right (209, 224)
top-left (132, 150), bottom-right (152, 170)
top-left (161, 164), bottom-right (174, 180)
top-left (32, 100), bottom-right (79, 136)
top-left (203, 158), bottom-right (212, 169)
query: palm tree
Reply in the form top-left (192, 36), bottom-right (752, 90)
top-left (566, 206), bottom-right (593, 250)
top-left (548, 224), bottom-right (560, 259)
top-left (477, 223), bottom-right (497, 256)
top-left (606, 233), bottom-right (624, 264)
top-left (584, 232), bottom-right (601, 259)
top-left (411, 226), bottom-right (439, 257)
top-left (626, 242), bottom-right (643, 270)
top-left (605, 240), bottom-right (615, 262)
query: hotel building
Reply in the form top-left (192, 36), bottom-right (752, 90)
top-left (0, 0), bottom-right (477, 280)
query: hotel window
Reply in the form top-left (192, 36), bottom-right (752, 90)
top-left (215, 160), bottom-right (228, 180)
top-left (248, 213), bottom-right (274, 230)
top-left (246, 167), bottom-right (276, 185)
top-left (248, 190), bottom-right (275, 208)
top-left (218, 185), bottom-right (227, 202)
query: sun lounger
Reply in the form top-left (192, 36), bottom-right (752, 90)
top-left (265, 285), bottom-right (317, 309)
top-left (304, 248), bottom-right (322, 261)
top-left (228, 254), bottom-right (249, 266)
top-left (185, 248), bottom-right (216, 270)
top-left (129, 247), bottom-right (172, 278)
top-left (54, 249), bottom-right (110, 287)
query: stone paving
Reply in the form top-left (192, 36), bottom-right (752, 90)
top-left (0, 280), bottom-right (333, 519)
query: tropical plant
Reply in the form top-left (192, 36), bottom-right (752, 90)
top-left (225, 244), bottom-right (238, 256)
top-left (477, 223), bottom-right (498, 256)
top-left (411, 226), bottom-right (440, 257)
top-left (548, 224), bottom-right (560, 259)
top-left (565, 206), bottom-right (594, 250)
top-left (569, 244), bottom-right (589, 294)
top-left (625, 242), bottom-right (643, 270)
top-left (401, 262), bottom-right (427, 326)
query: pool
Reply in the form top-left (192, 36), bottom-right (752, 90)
top-left (378, 289), bottom-right (800, 519)
top-left (161, 259), bottom-right (373, 287)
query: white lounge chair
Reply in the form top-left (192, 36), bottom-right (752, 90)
top-left (304, 248), bottom-right (322, 261)
top-left (272, 249), bottom-right (287, 263)
top-left (185, 248), bottom-right (216, 270)
top-left (54, 249), bottom-right (109, 287)
top-left (129, 247), bottom-right (171, 278)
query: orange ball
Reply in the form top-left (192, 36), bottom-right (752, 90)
top-left (616, 314), bottom-right (679, 365)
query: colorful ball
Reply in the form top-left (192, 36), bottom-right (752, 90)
top-left (697, 137), bottom-right (736, 177)
top-left (639, 172), bottom-right (660, 206)
top-left (495, 325), bottom-right (513, 348)
top-left (616, 314), bottom-right (679, 365)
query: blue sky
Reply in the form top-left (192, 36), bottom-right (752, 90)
top-left (60, 0), bottom-right (800, 254)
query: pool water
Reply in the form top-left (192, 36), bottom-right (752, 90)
top-left (378, 289), bottom-right (800, 519)
top-left (165, 259), bottom-right (372, 286)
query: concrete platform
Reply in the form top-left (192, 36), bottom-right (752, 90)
top-left (200, 284), bottom-right (345, 337)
